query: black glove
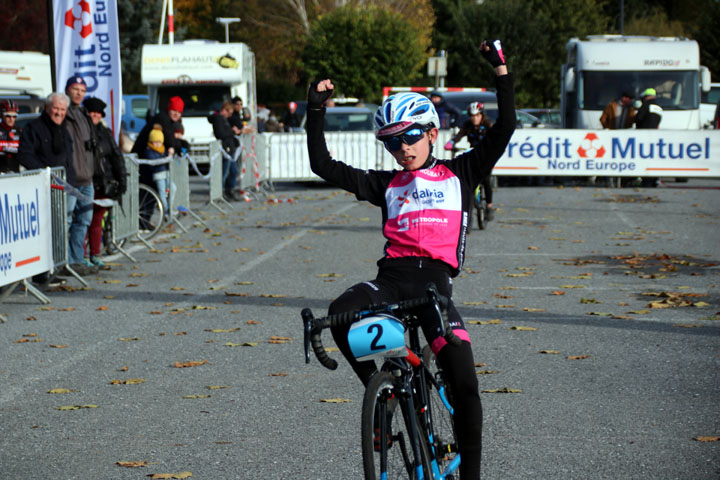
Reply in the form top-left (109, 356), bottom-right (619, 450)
top-left (307, 81), bottom-right (334, 109)
top-left (481, 39), bottom-right (506, 68)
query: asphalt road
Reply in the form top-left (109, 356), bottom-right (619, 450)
top-left (1, 178), bottom-right (719, 479)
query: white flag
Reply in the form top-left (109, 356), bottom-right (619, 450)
top-left (53, 0), bottom-right (123, 141)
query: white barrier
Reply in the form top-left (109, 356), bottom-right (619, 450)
top-left (260, 129), bottom-right (720, 182)
top-left (0, 169), bottom-right (53, 286)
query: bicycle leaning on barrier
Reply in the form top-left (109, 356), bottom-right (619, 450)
top-left (303, 284), bottom-right (462, 479)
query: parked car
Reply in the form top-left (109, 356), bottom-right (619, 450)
top-left (15, 112), bottom-right (40, 129)
top-left (121, 94), bottom-right (149, 140)
top-left (301, 105), bottom-right (375, 132)
top-left (520, 108), bottom-right (561, 127)
top-left (0, 95), bottom-right (44, 114)
top-left (515, 110), bottom-right (545, 128)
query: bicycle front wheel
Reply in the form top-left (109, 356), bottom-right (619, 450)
top-left (474, 185), bottom-right (488, 230)
top-left (362, 372), bottom-right (430, 480)
top-left (422, 345), bottom-right (460, 478)
top-left (137, 183), bottom-right (165, 240)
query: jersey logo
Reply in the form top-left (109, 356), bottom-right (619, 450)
top-left (396, 190), bottom-right (411, 206)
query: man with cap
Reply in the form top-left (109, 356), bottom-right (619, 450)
top-left (600, 91), bottom-right (636, 129)
top-left (634, 88), bottom-right (662, 129)
top-left (131, 96), bottom-right (185, 159)
top-left (64, 76), bottom-right (99, 276)
top-left (0, 99), bottom-right (21, 173)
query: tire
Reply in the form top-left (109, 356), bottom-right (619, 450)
top-left (474, 185), bottom-right (488, 230)
top-left (422, 345), bottom-right (460, 479)
top-left (137, 183), bottom-right (165, 241)
top-left (362, 372), bottom-right (429, 480)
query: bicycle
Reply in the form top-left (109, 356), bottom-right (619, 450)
top-left (473, 183), bottom-right (489, 231)
top-left (137, 182), bottom-right (166, 240)
top-left (302, 284), bottom-right (463, 479)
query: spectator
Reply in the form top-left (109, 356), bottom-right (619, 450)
top-left (230, 96), bottom-right (252, 131)
top-left (17, 92), bottom-right (75, 286)
top-left (83, 97), bottom-right (127, 269)
top-left (280, 101), bottom-right (301, 132)
top-left (0, 99), bottom-right (21, 173)
top-left (430, 91), bottom-right (461, 128)
top-left (600, 91), bottom-right (636, 129)
top-left (256, 103), bottom-right (270, 132)
top-left (132, 95), bottom-right (185, 159)
top-left (264, 112), bottom-right (282, 132)
top-left (64, 76), bottom-right (99, 276)
top-left (445, 101), bottom-right (496, 220)
top-left (208, 101), bottom-right (240, 201)
top-left (139, 125), bottom-right (170, 228)
top-left (634, 88), bottom-right (662, 129)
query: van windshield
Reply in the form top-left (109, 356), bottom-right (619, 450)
top-left (581, 71), bottom-right (699, 111)
top-left (157, 86), bottom-right (231, 117)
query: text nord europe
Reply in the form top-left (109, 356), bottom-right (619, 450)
top-left (0, 190), bottom-right (41, 246)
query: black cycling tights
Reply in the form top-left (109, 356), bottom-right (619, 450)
top-left (328, 265), bottom-right (482, 479)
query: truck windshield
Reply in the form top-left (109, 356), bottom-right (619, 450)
top-left (158, 86), bottom-right (231, 117)
top-left (581, 71), bottom-right (699, 111)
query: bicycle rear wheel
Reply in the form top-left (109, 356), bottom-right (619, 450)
top-left (422, 345), bottom-right (460, 479)
top-left (474, 185), bottom-right (488, 230)
top-left (362, 372), bottom-right (429, 480)
top-left (137, 183), bottom-right (165, 240)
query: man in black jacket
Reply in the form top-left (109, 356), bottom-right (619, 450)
top-left (208, 101), bottom-right (240, 201)
top-left (18, 92), bottom-right (75, 285)
top-left (634, 88), bottom-right (662, 129)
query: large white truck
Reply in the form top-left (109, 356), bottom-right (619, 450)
top-left (140, 40), bottom-right (256, 164)
top-left (560, 35), bottom-right (712, 129)
top-left (0, 51), bottom-right (52, 97)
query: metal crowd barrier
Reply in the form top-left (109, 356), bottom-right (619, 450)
top-left (110, 154), bottom-right (140, 262)
top-left (207, 140), bottom-right (229, 212)
top-left (168, 154), bottom-right (207, 230)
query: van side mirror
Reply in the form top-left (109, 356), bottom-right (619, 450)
top-left (700, 66), bottom-right (711, 93)
top-left (564, 67), bottom-right (576, 94)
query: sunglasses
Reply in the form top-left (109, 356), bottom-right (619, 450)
top-left (383, 128), bottom-right (427, 151)
top-left (3, 113), bottom-right (17, 117)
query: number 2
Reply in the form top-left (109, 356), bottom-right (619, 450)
top-left (368, 324), bottom-right (386, 351)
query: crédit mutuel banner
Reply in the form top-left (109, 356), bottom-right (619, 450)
top-left (0, 171), bottom-right (53, 286)
top-left (495, 130), bottom-right (720, 177)
top-left (53, 0), bottom-right (122, 141)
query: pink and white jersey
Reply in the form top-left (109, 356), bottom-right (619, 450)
top-left (384, 164), bottom-right (464, 268)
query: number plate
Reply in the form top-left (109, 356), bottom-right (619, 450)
top-left (348, 314), bottom-right (406, 361)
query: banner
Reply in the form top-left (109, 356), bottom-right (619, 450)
top-left (53, 0), bottom-right (122, 141)
top-left (495, 129), bottom-right (720, 177)
top-left (0, 171), bottom-right (53, 286)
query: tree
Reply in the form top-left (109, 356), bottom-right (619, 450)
top-left (303, 5), bottom-right (430, 103)
top-left (435, 0), bottom-right (610, 107)
top-left (117, 0), bottom-right (166, 93)
top-left (0, 0), bottom-right (49, 53)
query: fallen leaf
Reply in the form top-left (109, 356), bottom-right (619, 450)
top-left (482, 388), bottom-right (522, 393)
top-left (191, 305), bottom-right (217, 310)
top-left (170, 287), bottom-right (186, 291)
top-left (269, 373), bottom-right (289, 377)
top-left (104, 279), bottom-right (121, 284)
top-left (56, 404), bottom-right (98, 410)
top-left (567, 355), bottom-right (591, 360)
top-left (586, 312), bottom-right (613, 316)
top-left (672, 324), bottom-right (702, 328)
top-left (173, 360), bottom-right (208, 368)
top-left (130, 273), bottom-right (148, 277)
top-left (225, 342), bottom-right (257, 347)
top-left (146, 472), bottom-right (192, 479)
top-left (539, 350), bottom-right (561, 355)
top-left (235, 281), bottom-right (254, 285)
top-left (580, 298), bottom-right (601, 304)
top-left (505, 273), bottom-right (532, 278)
top-left (468, 319), bottom-right (502, 325)
top-left (183, 395), bottom-right (211, 399)
top-left (477, 370), bottom-right (500, 375)
top-left (260, 294), bottom-right (287, 298)
top-left (320, 398), bottom-right (351, 403)
top-left (48, 388), bottom-right (77, 394)
top-left (316, 273), bottom-right (344, 278)
top-left (96, 305), bottom-right (109, 311)
top-left (559, 285), bottom-right (586, 289)
top-left (49, 344), bottom-right (69, 349)
top-left (463, 301), bottom-right (488, 306)
top-left (522, 307), bottom-right (546, 312)
top-left (245, 320), bottom-right (260, 325)
top-left (205, 328), bottom-right (241, 333)
top-left (58, 307), bottom-right (75, 312)
top-left (110, 378), bottom-right (146, 385)
top-left (126, 283), bottom-right (139, 287)
top-left (116, 460), bottom-right (148, 468)
top-left (510, 326), bottom-right (537, 331)
top-left (119, 337), bottom-right (142, 342)
top-left (269, 336), bottom-right (292, 344)
top-left (206, 386), bottom-right (231, 390)
top-left (694, 436), bottom-right (720, 442)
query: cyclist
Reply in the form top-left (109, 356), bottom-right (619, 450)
top-left (0, 99), bottom-right (21, 173)
top-left (306, 40), bottom-right (514, 479)
top-left (445, 101), bottom-right (496, 221)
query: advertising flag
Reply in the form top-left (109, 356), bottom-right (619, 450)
top-left (52, 0), bottom-right (122, 140)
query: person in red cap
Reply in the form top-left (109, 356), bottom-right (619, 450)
top-left (0, 99), bottom-right (21, 173)
top-left (131, 95), bottom-right (185, 159)
top-left (280, 101), bottom-right (301, 132)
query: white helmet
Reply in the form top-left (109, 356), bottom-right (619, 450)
top-left (374, 92), bottom-right (440, 139)
top-left (468, 102), bottom-right (484, 115)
